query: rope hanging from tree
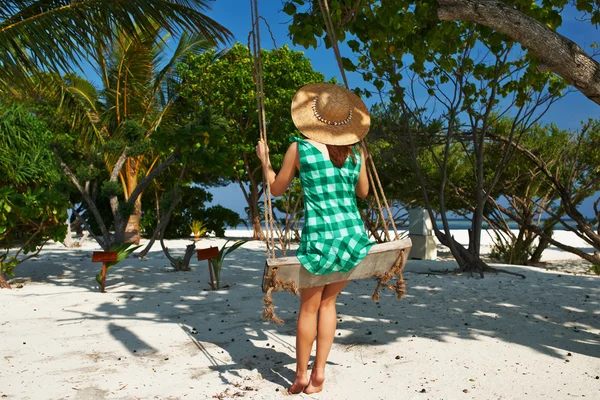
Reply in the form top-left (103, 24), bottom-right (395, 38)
top-left (317, 0), bottom-right (399, 241)
top-left (250, 0), bottom-right (276, 260)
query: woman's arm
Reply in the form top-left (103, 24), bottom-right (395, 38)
top-left (355, 145), bottom-right (369, 199)
top-left (256, 139), bottom-right (299, 197)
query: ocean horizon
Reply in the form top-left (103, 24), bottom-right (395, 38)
top-left (236, 218), bottom-right (594, 232)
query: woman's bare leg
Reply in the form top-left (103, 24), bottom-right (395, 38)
top-left (304, 280), bottom-right (349, 394)
top-left (289, 285), bottom-right (324, 394)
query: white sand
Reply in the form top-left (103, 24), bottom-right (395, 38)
top-left (1, 231), bottom-right (599, 400)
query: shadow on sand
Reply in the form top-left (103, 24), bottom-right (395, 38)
top-left (10, 239), bottom-right (600, 391)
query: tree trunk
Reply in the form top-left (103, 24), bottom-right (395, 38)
top-left (437, 0), bottom-right (600, 106)
top-left (179, 243), bottom-right (196, 272)
top-left (250, 185), bottom-right (265, 241)
top-left (124, 195), bottom-right (142, 244)
top-left (138, 190), bottom-right (184, 258)
top-left (124, 156), bottom-right (142, 244)
top-left (530, 230), bottom-right (552, 264)
top-left (0, 270), bottom-right (11, 289)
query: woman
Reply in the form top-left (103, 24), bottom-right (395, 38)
top-left (256, 83), bottom-right (374, 395)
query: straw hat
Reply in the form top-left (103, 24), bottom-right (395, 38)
top-left (291, 83), bottom-right (370, 146)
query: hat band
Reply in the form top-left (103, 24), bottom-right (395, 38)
top-left (311, 96), bottom-right (353, 126)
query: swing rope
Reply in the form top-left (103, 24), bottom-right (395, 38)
top-left (250, 0), bottom-right (276, 260)
top-left (251, 0), bottom-right (300, 324)
top-left (317, 0), bottom-right (399, 241)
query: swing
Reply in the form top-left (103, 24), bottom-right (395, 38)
top-left (249, 0), bottom-right (412, 323)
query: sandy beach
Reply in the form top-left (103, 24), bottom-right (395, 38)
top-left (1, 231), bottom-right (599, 400)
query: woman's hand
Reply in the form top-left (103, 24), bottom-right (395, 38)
top-left (256, 139), bottom-right (270, 165)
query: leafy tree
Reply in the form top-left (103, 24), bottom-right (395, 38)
top-left (177, 43), bottom-right (327, 239)
top-left (284, 0), bottom-right (565, 276)
top-left (0, 106), bottom-right (68, 288)
top-left (135, 107), bottom-right (236, 267)
top-left (485, 120), bottom-right (567, 265)
top-left (140, 186), bottom-right (244, 239)
top-left (490, 120), bottom-right (600, 266)
top-left (433, 0), bottom-right (600, 267)
top-left (43, 28), bottom-right (219, 248)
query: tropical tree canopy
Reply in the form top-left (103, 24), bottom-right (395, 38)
top-left (0, 105), bottom-right (69, 287)
top-left (177, 43), bottom-right (327, 239)
top-left (0, 0), bottom-right (231, 89)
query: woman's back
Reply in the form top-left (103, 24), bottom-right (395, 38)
top-left (293, 136), bottom-right (373, 275)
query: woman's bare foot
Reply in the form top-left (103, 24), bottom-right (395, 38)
top-left (304, 367), bottom-right (325, 394)
top-left (288, 373), bottom-right (309, 394)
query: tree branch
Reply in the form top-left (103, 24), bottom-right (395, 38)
top-left (54, 149), bottom-right (111, 246)
top-left (437, 0), bottom-right (600, 105)
top-left (71, 207), bottom-right (106, 249)
top-left (125, 150), bottom-right (180, 210)
top-left (138, 164), bottom-right (187, 258)
top-left (490, 198), bottom-right (600, 264)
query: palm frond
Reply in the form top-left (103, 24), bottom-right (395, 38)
top-left (0, 0), bottom-right (232, 89)
top-left (142, 33), bottom-right (214, 125)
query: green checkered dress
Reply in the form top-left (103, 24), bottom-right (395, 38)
top-left (292, 137), bottom-right (374, 275)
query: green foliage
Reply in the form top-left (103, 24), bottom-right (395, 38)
top-left (489, 230), bottom-right (540, 265)
top-left (118, 202), bottom-right (134, 219)
top-left (284, 0), bottom-right (568, 107)
top-left (177, 43), bottom-right (327, 236)
top-left (101, 181), bottom-right (123, 197)
top-left (210, 240), bottom-right (248, 289)
top-left (284, 1), bottom-right (573, 266)
top-left (140, 186), bottom-right (244, 238)
top-left (0, 105), bottom-right (62, 185)
top-left (0, 186), bottom-right (68, 276)
top-left (0, 1), bottom-right (231, 90)
top-left (21, 29), bottom-right (226, 248)
top-left (95, 242), bottom-right (142, 288)
top-left (368, 104), bottom-right (473, 214)
top-left (202, 205), bottom-right (244, 237)
top-left (0, 106), bottom-right (68, 280)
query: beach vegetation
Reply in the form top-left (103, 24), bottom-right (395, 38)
top-left (190, 220), bottom-right (209, 242)
top-left (36, 29), bottom-right (221, 250)
top-left (95, 242), bottom-right (141, 292)
top-left (0, 1), bottom-right (231, 92)
top-left (490, 119), bottom-right (600, 266)
top-left (0, 106), bottom-right (68, 288)
top-left (285, 0), bottom-right (568, 276)
top-left (177, 43), bottom-right (327, 241)
top-left (209, 240), bottom-right (248, 290)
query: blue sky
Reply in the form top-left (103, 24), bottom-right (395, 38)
top-left (78, 1), bottom-right (599, 219)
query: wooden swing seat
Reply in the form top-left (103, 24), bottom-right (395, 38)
top-left (262, 238), bottom-right (412, 292)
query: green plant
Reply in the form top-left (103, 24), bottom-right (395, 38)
top-left (189, 220), bottom-right (208, 242)
top-left (95, 242), bottom-right (142, 291)
top-left (591, 256), bottom-right (600, 275)
top-left (210, 240), bottom-right (248, 289)
top-left (0, 106), bottom-right (69, 288)
top-left (0, 1), bottom-right (231, 91)
top-left (178, 43), bottom-right (327, 239)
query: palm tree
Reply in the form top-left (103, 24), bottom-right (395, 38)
top-left (50, 28), bottom-right (217, 246)
top-left (0, 0), bottom-right (231, 87)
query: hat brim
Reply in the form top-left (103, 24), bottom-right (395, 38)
top-left (291, 83), bottom-right (370, 146)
